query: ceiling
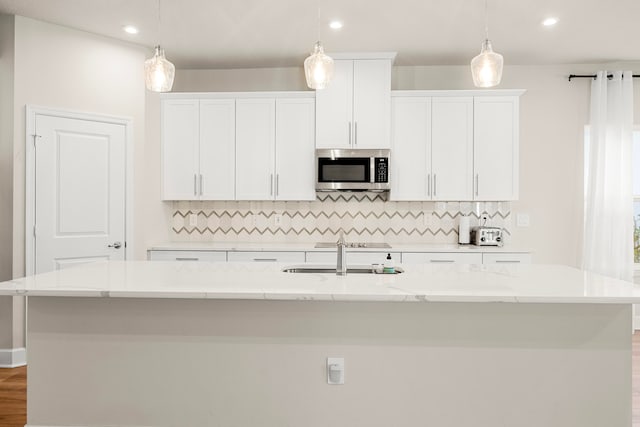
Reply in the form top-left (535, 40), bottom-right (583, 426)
top-left (0, 0), bottom-right (638, 69)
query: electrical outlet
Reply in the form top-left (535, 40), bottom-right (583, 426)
top-left (274, 214), bottom-right (283, 226)
top-left (327, 357), bottom-right (345, 385)
top-left (189, 214), bottom-right (197, 227)
top-left (516, 213), bottom-right (530, 227)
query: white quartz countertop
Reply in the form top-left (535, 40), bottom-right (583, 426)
top-left (0, 261), bottom-right (637, 303)
top-left (147, 241), bottom-right (531, 253)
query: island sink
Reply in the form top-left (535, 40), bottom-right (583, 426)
top-left (281, 264), bottom-right (404, 274)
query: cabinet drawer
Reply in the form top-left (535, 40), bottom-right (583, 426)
top-left (401, 252), bottom-right (482, 264)
top-left (148, 250), bottom-right (227, 262)
top-left (227, 251), bottom-right (305, 263)
top-left (306, 251), bottom-right (401, 265)
top-left (482, 253), bottom-right (531, 264)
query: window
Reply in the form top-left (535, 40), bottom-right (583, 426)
top-left (584, 127), bottom-right (640, 264)
top-left (633, 131), bottom-right (640, 262)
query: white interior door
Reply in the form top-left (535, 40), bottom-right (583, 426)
top-left (34, 114), bottom-right (126, 273)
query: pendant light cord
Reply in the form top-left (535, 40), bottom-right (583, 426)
top-left (158, 0), bottom-right (161, 46)
top-left (316, 0), bottom-right (321, 42)
top-left (484, 0), bottom-right (489, 40)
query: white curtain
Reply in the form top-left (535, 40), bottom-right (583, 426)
top-left (583, 70), bottom-right (634, 281)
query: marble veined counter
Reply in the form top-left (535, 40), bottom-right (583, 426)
top-left (147, 241), bottom-right (531, 253)
top-left (1, 260), bottom-right (638, 303)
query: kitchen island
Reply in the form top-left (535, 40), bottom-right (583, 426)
top-left (1, 261), bottom-right (638, 427)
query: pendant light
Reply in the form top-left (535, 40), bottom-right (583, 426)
top-left (304, 3), bottom-right (334, 90)
top-left (144, 0), bottom-right (175, 92)
top-left (470, 0), bottom-right (503, 88)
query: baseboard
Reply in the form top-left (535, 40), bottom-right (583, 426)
top-left (0, 347), bottom-right (26, 367)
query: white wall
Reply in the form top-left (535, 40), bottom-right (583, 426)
top-left (12, 15), bottom-right (149, 275)
top-left (4, 16), bottom-right (150, 351)
top-left (0, 13), bottom-right (16, 350)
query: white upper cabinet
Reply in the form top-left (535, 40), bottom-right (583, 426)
top-left (390, 90), bottom-right (522, 202)
top-left (199, 99), bottom-right (235, 200)
top-left (431, 97), bottom-right (473, 200)
top-left (315, 60), bottom-right (353, 148)
top-left (162, 99), bottom-right (199, 200)
top-left (473, 96), bottom-right (519, 201)
top-left (390, 96), bottom-right (473, 201)
top-left (235, 98), bottom-right (276, 200)
top-left (161, 98), bottom-right (235, 200)
top-left (391, 96), bottom-right (432, 200)
top-left (351, 60), bottom-right (392, 149)
top-left (162, 93), bottom-right (315, 202)
top-left (316, 55), bottom-right (394, 149)
top-left (275, 98), bottom-right (316, 201)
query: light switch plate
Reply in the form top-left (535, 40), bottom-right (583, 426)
top-left (189, 214), bottom-right (197, 227)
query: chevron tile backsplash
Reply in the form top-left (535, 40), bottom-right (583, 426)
top-left (171, 193), bottom-right (511, 243)
top-left (171, 193), bottom-right (511, 244)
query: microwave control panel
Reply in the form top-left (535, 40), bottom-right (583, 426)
top-left (374, 158), bottom-right (388, 183)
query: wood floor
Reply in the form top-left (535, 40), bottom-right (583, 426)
top-left (1, 336), bottom-right (640, 426)
top-left (0, 365), bottom-right (26, 427)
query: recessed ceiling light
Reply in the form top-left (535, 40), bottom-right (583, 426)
top-left (329, 20), bottom-right (343, 30)
top-left (542, 17), bottom-right (558, 27)
top-left (123, 25), bottom-right (139, 35)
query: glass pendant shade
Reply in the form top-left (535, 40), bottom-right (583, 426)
top-left (304, 42), bottom-right (334, 90)
top-left (470, 39), bottom-right (503, 88)
top-left (144, 46), bottom-right (175, 92)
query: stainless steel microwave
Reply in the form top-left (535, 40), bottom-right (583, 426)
top-left (315, 149), bottom-right (390, 191)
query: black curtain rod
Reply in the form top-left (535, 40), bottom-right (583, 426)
top-left (568, 74), bottom-right (640, 81)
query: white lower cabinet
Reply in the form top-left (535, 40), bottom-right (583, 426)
top-left (306, 251), bottom-right (401, 265)
top-left (148, 250), bottom-right (227, 262)
top-left (482, 253), bottom-right (531, 264)
top-left (401, 252), bottom-right (483, 264)
top-left (227, 251), bottom-right (305, 263)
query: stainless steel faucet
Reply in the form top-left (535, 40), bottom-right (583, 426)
top-left (336, 233), bottom-right (347, 276)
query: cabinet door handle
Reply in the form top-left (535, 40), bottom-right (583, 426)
top-left (176, 257), bottom-right (199, 261)
top-left (427, 174), bottom-right (431, 197)
top-left (433, 174), bottom-right (437, 198)
top-left (348, 122), bottom-right (352, 146)
top-left (276, 174), bottom-right (279, 197)
top-left (193, 174), bottom-right (197, 196)
top-left (270, 174), bottom-right (274, 196)
top-left (253, 258), bottom-right (277, 262)
top-left (430, 259), bottom-right (455, 263)
top-left (475, 174), bottom-right (479, 197)
top-left (200, 174), bottom-right (203, 196)
top-left (354, 122), bottom-right (358, 146)
top-left (495, 260), bottom-right (521, 264)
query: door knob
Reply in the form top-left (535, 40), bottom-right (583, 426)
top-left (108, 241), bottom-right (122, 249)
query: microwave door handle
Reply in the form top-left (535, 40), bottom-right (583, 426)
top-left (370, 157), bottom-right (375, 183)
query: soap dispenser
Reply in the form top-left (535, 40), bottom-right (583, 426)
top-left (383, 253), bottom-right (395, 274)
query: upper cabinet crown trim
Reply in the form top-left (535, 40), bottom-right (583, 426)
top-left (161, 91), bottom-right (315, 100)
top-left (392, 89), bottom-right (526, 97)
top-left (328, 52), bottom-right (397, 62)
